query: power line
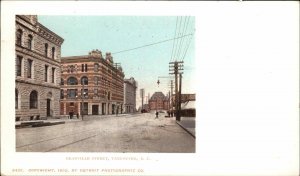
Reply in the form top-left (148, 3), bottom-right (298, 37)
top-left (180, 16), bottom-right (191, 61)
top-left (173, 16), bottom-right (182, 62)
top-left (176, 16), bottom-right (190, 62)
top-left (170, 17), bottom-right (179, 62)
top-left (111, 33), bottom-right (193, 55)
top-left (181, 31), bottom-right (194, 62)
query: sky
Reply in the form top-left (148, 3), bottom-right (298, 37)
top-left (38, 16), bottom-right (196, 108)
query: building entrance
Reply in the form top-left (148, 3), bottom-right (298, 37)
top-left (83, 102), bottom-right (88, 115)
top-left (92, 105), bottom-right (99, 115)
top-left (47, 99), bottom-right (51, 116)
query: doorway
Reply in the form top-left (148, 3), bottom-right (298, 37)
top-left (47, 99), bottom-right (51, 116)
top-left (92, 105), bottom-right (99, 115)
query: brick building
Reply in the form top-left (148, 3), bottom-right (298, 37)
top-left (15, 15), bottom-right (64, 121)
top-left (60, 50), bottom-right (124, 116)
top-left (124, 77), bottom-right (137, 113)
top-left (148, 92), bottom-right (169, 111)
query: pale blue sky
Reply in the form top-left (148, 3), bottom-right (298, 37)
top-left (39, 16), bottom-right (195, 107)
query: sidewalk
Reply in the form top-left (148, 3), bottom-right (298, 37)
top-left (15, 113), bottom-right (131, 128)
top-left (176, 117), bottom-right (195, 138)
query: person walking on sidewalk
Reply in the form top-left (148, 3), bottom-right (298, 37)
top-left (155, 111), bottom-right (159, 119)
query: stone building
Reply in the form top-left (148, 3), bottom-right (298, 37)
top-left (15, 15), bottom-right (64, 121)
top-left (60, 50), bottom-right (124, 116)
top-left (148, 92), bottom-right (169, 111)
top-left (124, 77), bottom-right (137, 113)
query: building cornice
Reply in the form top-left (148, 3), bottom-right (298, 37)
top-left (16, 15), bottom-right (64, 46)
top-left (36, 22), bottom-right (64, 46)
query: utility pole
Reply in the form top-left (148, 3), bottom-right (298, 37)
top-left (168, 91), bottom-right (170, 114)
top-left (170, 80), bottom-right (174, 115)
top-left (178, 73), bottom-right (182, 121)
top-left (169, 61), bottom-right (183, 121)
top-left (140, 88), bottom-right (144, 112)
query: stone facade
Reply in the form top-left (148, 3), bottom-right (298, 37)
top-left (148, 92), bottom-right (169, 111)
top-left (60, 50), bottom-right (124, 116)
top-left (124, 77), bottom-right (137, 113)
top-left (15, 15), bottom-right (64, 121)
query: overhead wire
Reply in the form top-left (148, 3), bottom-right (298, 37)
top-left (176, 16), bottom-right (189, 62)
top-left (173, 16), bottom-right (182, 62)
top-left (111, 32), bottom-right (192, 55)
top-left (181, 16), bottom-right (191, 61)
top-left (170, 17), bottom-right (179, 62)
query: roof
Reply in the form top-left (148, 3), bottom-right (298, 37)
top-left (149, 92), bottom-right (167, 101)
top-left (181, 100), bottom-right (195, 110)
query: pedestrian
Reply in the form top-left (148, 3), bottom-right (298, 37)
top-left (155, 111), bottom-right (159, 119)
top-left (167, 110), bottom-right (170, 117)
top-left (76, 113), bottom-right (79, 119)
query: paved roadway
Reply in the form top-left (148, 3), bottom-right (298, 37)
top-left (16, 112), bottom-right (195, 153)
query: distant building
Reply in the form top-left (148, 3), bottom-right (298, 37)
top-left (15, 15), bottom-right (64, 121)
top-left (60, 50), bottom-right (124, 116)
top-left (124, 77), bottom-right (137, 113)
top-left (148, 92), bottom-right (169, 111)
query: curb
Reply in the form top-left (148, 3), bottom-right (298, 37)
top-left (176, 121), bottom-right (195, 138)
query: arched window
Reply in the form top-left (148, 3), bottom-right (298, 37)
top-left (67, 77), bottom-right (78, 85)
top-left (81, 76), bottom-right (88, 85)
top-left (28, 35), bottom-right (33, 50)
top-left (29, 90), bottom-right (38, 109)
top-left (44, 43), bottom-right (48, 57)
top-left (16, 29), bottom-right (22, 46)
top-left (61, 78), bottom-right (64, 85)
top-left (15, 89), bottom-right (19, 109)
top-left (52, 47), bottom-right (55, 59)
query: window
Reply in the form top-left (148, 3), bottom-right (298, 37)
top-left (28, 35), bottom-right (33, 50)
top-left (51, 68), bottom-right (55, 83)
top-left (16, 56), bottom-right (22, 76)
top-left (81, 89), bottom-right (88, 98)
top-left (61, 78), bottom-right (64, 85)
top-left (70, 102), bottom-right (74, 106)
top-left (108, 92), bottom-right (111, 100)
top-left (94, 89), bottom-right (98, 97)
top-left (15, 89), bottom-right (18, 109)
top-left (16, 29), bottom-right (22, 46)
top-left (27, 59), bottom-right (33, 78)
top-left (85, 64), bottom-right (88, 72)
top-left (44, 43), bottom-right (48, 57)
top-left (81, 64), bottom-right (84, 72)
top-left (44, 65), bottom-right (48, 82)
top-left (94, 76), bottom-right (99, 85)
top-left (67, 89), bottom-right (78, 98)
top-left (52, 47), bottom-right (55, 59)
top-left (81, 76), bottom-right (88, 85)
top-left (29, 90), bottom-right (38, 109)
top-left (94, 63), bottom-right (99, 72)
top-left (60, 89), bottom-right (64, 99)
top-left (67, 77), bottom-right (78, 85)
